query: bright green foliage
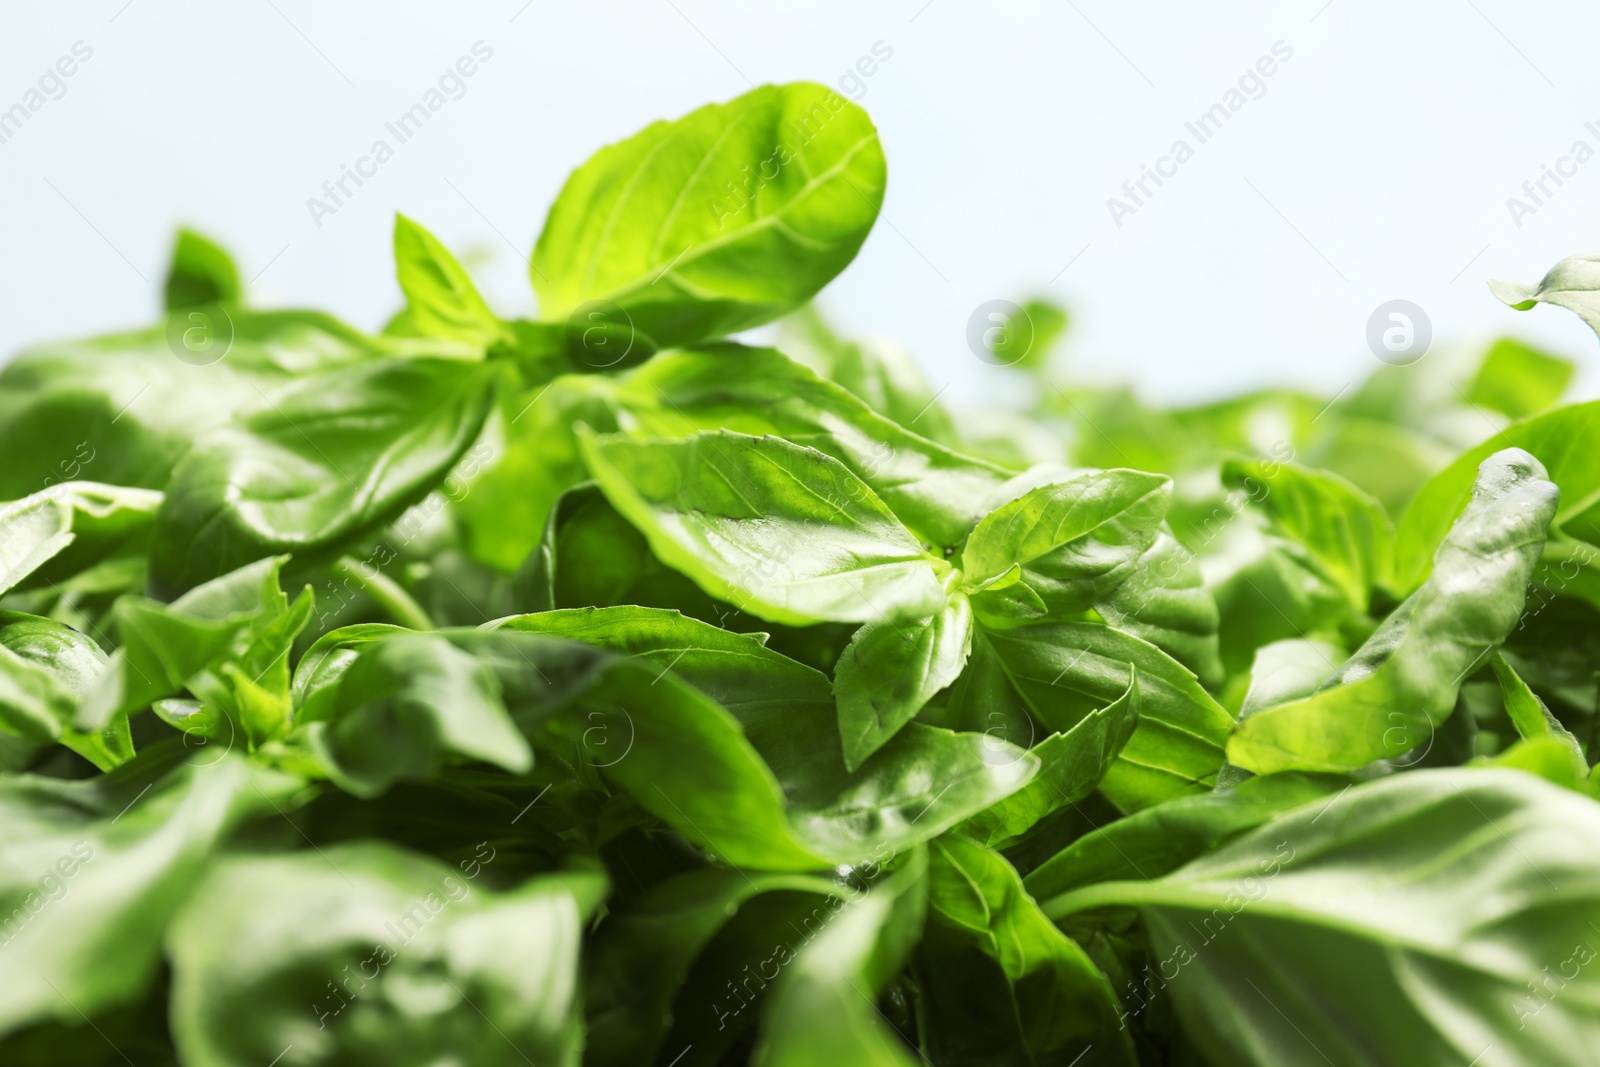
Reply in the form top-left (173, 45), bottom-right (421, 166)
top-left (1, 81), bottom-right (1599, 1067)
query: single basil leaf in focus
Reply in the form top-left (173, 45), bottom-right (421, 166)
top-left (150, 356), bottom-right (497, 596)
top-left (619, 344), bottom-right (1016, 551)
top-left (833, 590), bottom-right (972, 771)
top-left (580, 429), bottom-right (946, 625)
top-left (1092, 527), bottom-right (1223, 685)
top-left (163, 227), bottom-right (242, 311)
top-left (1043, 769), bottom-right (1600, 1067)
top-left (1229, 448), bottom-right (1557, 775)
top-left (393, 213), bottom-right (505, 349)
top-left (962, 469), bottom-right (1169, 619)
top-left (1490, 250), bottom-right (1600, 343)
top-left (917, 837), bottom-right (1135, 1067)
top-left (167, 842), bottom-right (604, 1067)
top-left (532, 82), bottom-right (886, 349)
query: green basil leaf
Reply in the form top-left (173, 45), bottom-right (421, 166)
top-left (585, 867), bottom-right (849, 1067)
top-left (0, 482), bottom-right (161, 597)
top-left (1396, 402), bottom-right (1600, 590)
top-left (917, 837), bottom-right (1135, 1066)
top-left (0, 612), bottom-right (130, 770)
top-left (0, 310), bottom-right (385, 500)
top-left (532, 82), bottom-right (885, 349)
top-left (1490, 250), bottom-right (1600, 342)
top-left (962, 469), bottom-right (1170, 613)
top-left (1229, 449), bottom-right (1558, 775)
top-left (493, 608), bottom-right (1036, 860)
top-left (167, 843), bottom-right (604, 1067)
top-left (1023, 772), bottom-right (1341, 902)
top-left (619, 344), bottom-right (1016, 550)
top-left (833, 591), bottom-right (972, 770)
top-left (0, 748), bottom-right (297, 1035)
top-left (1223, 458), bottom-right (1395, 613)
top-left (163, 227), bottom-right (242, 311)
top-left (393, 214), bottom-right (504, 348)
top-left (960, 668), bottom-right (1139, 848)
top-left (1093, 528), bottom-right (1224, 685)
top-left (78, 556), bottom-right (306, 738)
top-left (974, 623), bottom-right (1235, 811)
top-left (305, 633), bottom-right (531, 798)
top-left (1467, 337), bottom-right (1574, 420)
top-left (580, 429), bottom-right (946, 625)
top-left (1042, 769), bottom-right (1600, 1067)
top-left (150, 356), bottom-right (497, 595)
top-left (751, 847), bottom-right (927, 1067)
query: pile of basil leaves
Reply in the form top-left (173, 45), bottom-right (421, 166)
top-left (3, 82), bottom-right (1600, 1067)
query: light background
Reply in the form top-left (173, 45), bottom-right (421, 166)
top-left (3, 0), bottom-right (1599, 407)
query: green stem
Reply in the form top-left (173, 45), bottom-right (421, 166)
top-left (331, 556), bottom-right (435, 631)
top-left (1040, 879), bottom-right (1174, 921)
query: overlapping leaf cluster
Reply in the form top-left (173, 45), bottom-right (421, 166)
top-left (4, 82), bottom-right (1600, 1066)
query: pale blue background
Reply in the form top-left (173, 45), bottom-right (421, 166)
top-left (3, 0), bottom-right (1598, 405)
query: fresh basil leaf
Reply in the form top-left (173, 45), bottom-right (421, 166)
top-left (532, 82), bottom-right (885, 349)
top-left (1490, 250), bottom-right (1600, 342)
top-left (962, 469), bottom-right (1170, 616)
top-left (1467, 337), bottom-right (1574, 420)
top-left (1222, 458), bottom-right (1395, 613)
top-left (303, 633), bottom-right (531, 798)
top-left (446, 628), bottom-right (832, 870)
top-left (973, 623), bottom-right (1234, 811)
top-left (456, 376), bottom-right (620, 573)
top-left (1229, 449), bottom-right (1558, 775)
top-left (163, 227), bottom-right (241, 311)
top-left (493, 608), bottom-right (1037, 860)
top-left (0, 310), bottom-right (385, 500)
top-left (0, 748), bottom-right (297, 1036)
top-left (1023, 772), bottom-right (1340, 901)
top-left (1396, 401), bottom-right (1600, 590)
top-left (833, 590), bottom-right (972, 770)
top-left (0, 482), bottom-right (161, 597)
top-left (78, 556), bottom-right (307, 739)
top-left (917, 837), bottom-right (1135, 1066)
top-left (1093, 528), bottom-right (1224, 685)
top-left (580, 429), bottom-right (947, 625)
top-left (585, 867), bottom-right (849, 1067)
top-left (960, 669), bottom-right (1138, 848)
top-left (751, 847), bottom-right (927, 1067)
top-left (1043, 769), bottom-right (1600, 1067)
top-left (393, 214), bottom-right (504, 349)
top-left (0, 612), bottom-right (130, 770)
top-left (150, 356), bottom-right (497, 595)
top-left (167, 842), bottom-right (604, 1067)
top-left (619, 344), bottom-right (1016, 550)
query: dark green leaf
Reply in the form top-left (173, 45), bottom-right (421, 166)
top-left (163, 228), bottom-right (241, 311)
